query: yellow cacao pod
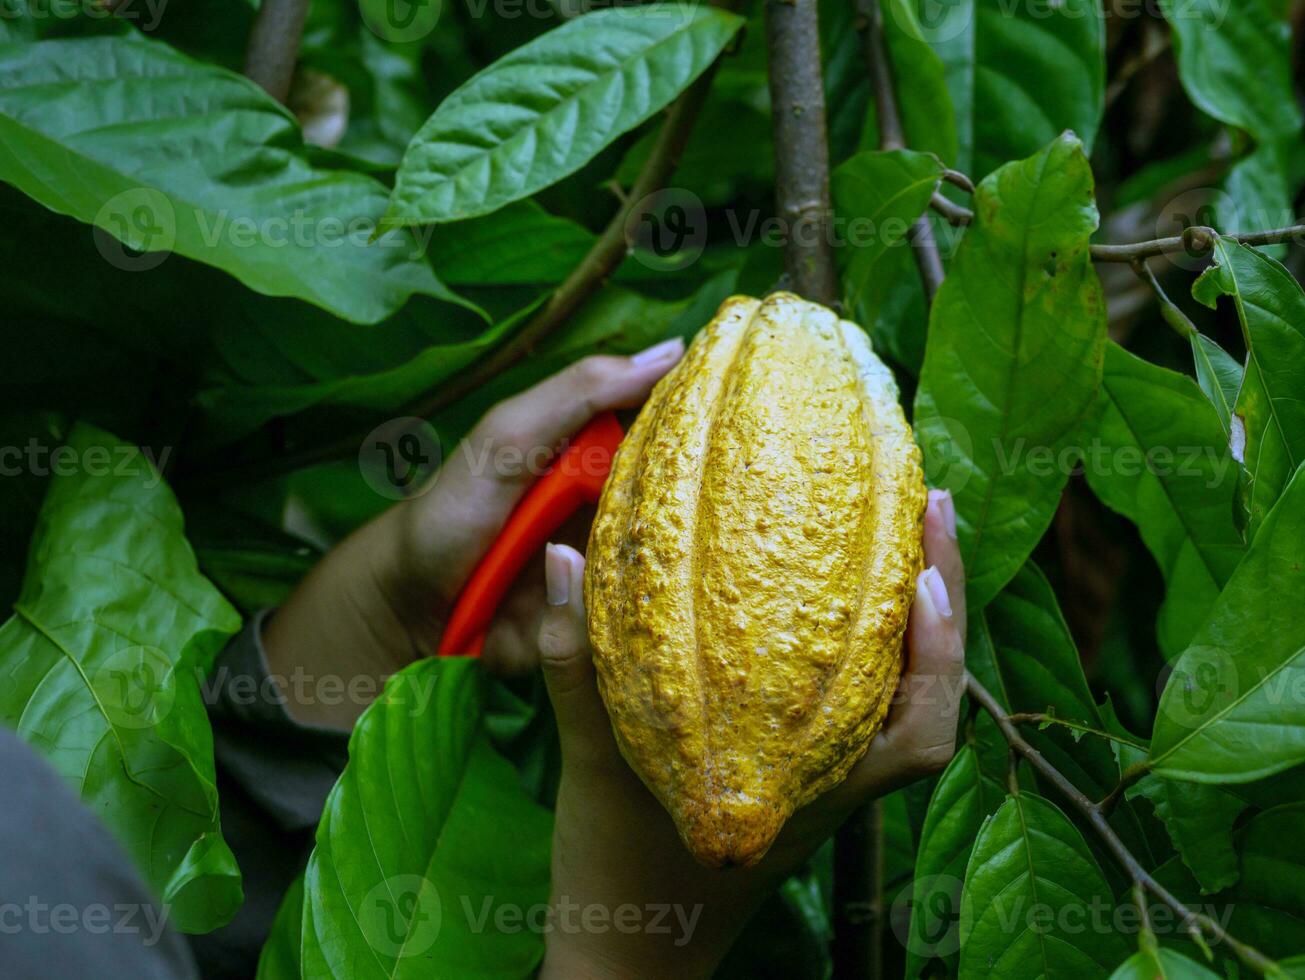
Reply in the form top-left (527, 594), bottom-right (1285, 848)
top-left (584, 292), bottom-right (927, 868)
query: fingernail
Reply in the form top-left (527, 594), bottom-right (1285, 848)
top-left (630, 337), bottom-right (684, 366)
top-left (929, 488), bottom-right (957, 540)
top-left (921, 565), bottom-right (952, 619)
top-left (545, 544), bottom-right (571, 606)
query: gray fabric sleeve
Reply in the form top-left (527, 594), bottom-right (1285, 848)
top-left (0, 726), bottom-right (200, 980)
top-left (187, 610), bottom-right (351, 979)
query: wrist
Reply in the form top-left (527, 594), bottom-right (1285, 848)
top-left (262, 505), bottom-right (422, 728)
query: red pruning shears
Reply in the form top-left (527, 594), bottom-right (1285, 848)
top-left (436, 411), bottom-right (625, 657)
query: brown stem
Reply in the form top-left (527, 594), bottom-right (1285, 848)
top-left (930, 192), bottom-right (973, 228)
top-left (928, 197), bottom-right (1305, 267)
top-left (1090, 223), bottom-right (1305, 262)
top-left (185, 7), bottom-right (736, 487)
top-left (766, 0), bottom-right (840, 306)
top-left (967, 671), bottom-right (1283, 976)
top-left (243, 0), bottom-right (310, 103)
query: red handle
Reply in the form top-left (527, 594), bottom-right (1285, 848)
top-left (436, 411), bottom-right (624, 656)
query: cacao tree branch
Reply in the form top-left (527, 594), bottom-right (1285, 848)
top-left (243, 0), bottom-right (310, 103)
top-left (184, 6), bottom-right (738, 487)
top-left (1090, 223), bottom-right (1305, 262)
top-left (967, 671), bottom-right (1284, 977)
top-left (766, 0), bottom-right (840, 306)
top-left (928, 196), bottom-right (1305, 266)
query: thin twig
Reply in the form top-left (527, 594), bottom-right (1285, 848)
top-left (765, 0), bottom-right (840, 305)
top-left (930, 192), bottom-right (973, 228)
top-left (967, 671), bottom-right (1284, 977)
top-left (184, 4), bottom-right (739, 487)
top-left (1129, 258), bottom-right (1198, 339)
top-left (243, 0), bottom-right (310, 103)
top-left (941, 169), bottom-right (974, 194)
top-left (1005, 711), bottom-right (1149, 751)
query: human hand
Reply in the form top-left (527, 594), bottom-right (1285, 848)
top-left (261, 337), bottom-right (687, 729)
top-left (536, 490), bottom-right (966, 979)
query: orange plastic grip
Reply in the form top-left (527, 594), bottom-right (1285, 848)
top-left (436, 411), bottom-right (625, 657)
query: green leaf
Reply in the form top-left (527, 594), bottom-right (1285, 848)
top-left (385, 6), bottom-right (744, 225)
top-left (0, 424), bottom-right (243, 933)
top-left (1150, 464), bottom-right (1305, 783)
top-left (427, 201), bottom-right (596, 286)
top-left (959, 793), bottom-right (1127, 976)
top-left (0, 33), bottom-right (466, 325)
top-left (1190, 332), bottom-right (1243, 437)
top-left (877, 0), bottom-right (958, 164)
top-left (905, 747), bottom-right (1005, 977)
top-left (300, 658), bottom-right (553, 978)
top-left (914, 134), bottom-right (1107, 608)
top-left (981, 564), bottom-right (1160, 875)
top-left (1109, 946), bottom-right (1221, 980)
top-left (257, 875), bottom-right (305, 980)
top-left (1154, 803), bottom-right (1305, 964)
top-left (1084, 342), bottom-right (1244, 656)
top-left (832, 148), bottom-right (943, 324)
top-left (920, 0), bottom-right (1105, 178)
top-left (1126, 774), bottom-right (1245, 895)
top-left (1159, 0), bottom-right (1301, 141)
top-left (1194, 238), bottom-right (1305, 538)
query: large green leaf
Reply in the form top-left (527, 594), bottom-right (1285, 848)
top-left (426, 201), bottom-right (596, 286)
top-left (1126, 772), bottom-right (1245, 895)
top-left (300, 658), bottom-right (553, 978)
top-left (914, 134), bottom-right (1107, 608)
top-left (905, 747), bottom-right (1005, 977)
top-left (959, 793), bottom-right (1127, 976)
top-left (1194, 238), bottom-right (1305, 538)
top-left (0, 424), bottom-right (242, 932)
top-left (1150, 464), bottom-right (1305, 783)
top-left (980, 564), bottom-right (1158, 870)
top-left (1084, 342), bottom-right (1245, 656)
top-left (832, 148), bottom-right (943, 326)
top-left (1154, 803), bottom-right (1305, 965)
top-left (867, 0), bottom-right (958, 165)
top-left (1158, 0), bottom-right (1300, 257)
top-left (918, 0), bottom-right (1104, 177)
top-left (1159, 0), bottom-right (1300, 141)
top-left (0, 33), bottom-right (466, 325)
top-left (384, 5), bottom-right (744, 226)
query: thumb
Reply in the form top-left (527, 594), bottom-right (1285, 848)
top-left (539, 543), bottom-right (619, 768)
